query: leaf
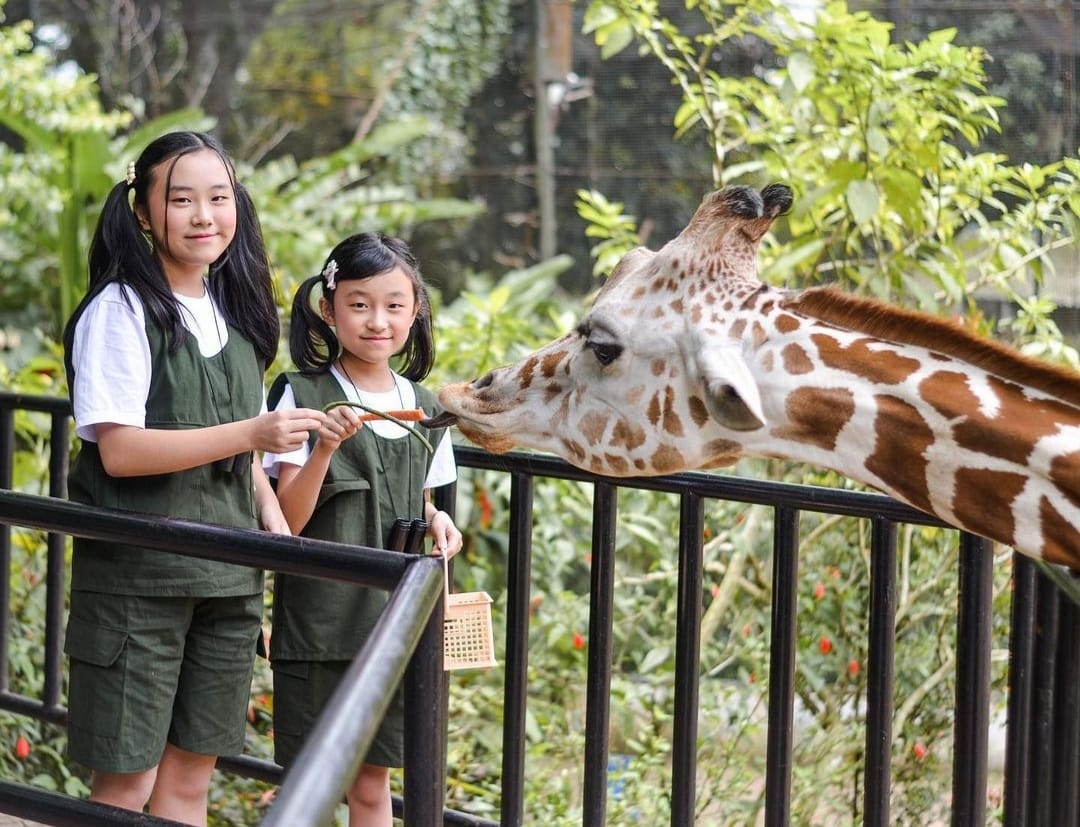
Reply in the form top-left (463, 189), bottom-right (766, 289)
top-left (786, 52), bottom-right (815, 93)
top-left (845, 179), bottom-right (880, 225)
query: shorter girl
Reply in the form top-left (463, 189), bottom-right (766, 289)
top-left (263, 232), bottom-right (462, 827)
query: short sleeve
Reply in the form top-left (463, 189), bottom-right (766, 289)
top-left (261, 381), bottom-right (309, 478)
top-left (424, 431), bottom-right (457, 489)
top-left (70, 284), bottom-right (151, 442)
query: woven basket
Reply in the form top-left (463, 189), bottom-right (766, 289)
top-left (443, 556), bottom-right (497, 671)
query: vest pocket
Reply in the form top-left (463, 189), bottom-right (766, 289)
top-left (314, 478), bottom-right (371, 510)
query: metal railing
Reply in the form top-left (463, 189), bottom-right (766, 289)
top-left (0, 391), bottom-right (1077, 825)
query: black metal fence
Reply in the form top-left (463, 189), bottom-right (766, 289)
top-left (0, 390), bottom-right (1077, 825)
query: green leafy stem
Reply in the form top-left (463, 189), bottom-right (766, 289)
top-left (321, 400), bottom-right (434, 454)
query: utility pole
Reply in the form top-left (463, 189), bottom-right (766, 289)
top-left (532, 0), bottom-right (573, 261)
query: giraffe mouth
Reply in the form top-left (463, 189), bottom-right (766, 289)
top-left (420, 410), bottom-right (459, 429)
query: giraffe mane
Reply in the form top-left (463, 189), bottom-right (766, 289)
top-left (785, 287), bottom-right (1080, 410)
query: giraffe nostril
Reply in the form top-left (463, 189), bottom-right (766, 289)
top-left (473, 372), bottom-right (495, 390)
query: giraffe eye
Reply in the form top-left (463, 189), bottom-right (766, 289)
top-left (588, 340), bottom-right (623, 367)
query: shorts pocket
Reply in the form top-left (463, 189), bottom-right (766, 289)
top-left (64, 619), bottom-right (127, 667)
top-left (64, 620), bottom-right (129, 736)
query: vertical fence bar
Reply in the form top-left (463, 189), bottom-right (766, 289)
top-left (951, 534), bottom-right (993, 827)
top-left (43, 413), bottom-right (68, 711)
top-left (1029, 570), bottom-right (1060, 827)
top-left (1051, 585), bottom-right (1080, 823)
top-left (1003, 554), bottom-right (1036, 827)
top-left (765, 506), bottom-right (799, 827)
top-left (582, 482), bottom-right (617, 827)
top-left (863, 519), bottom-right (897, 827)
top-left (500, 472), bottom-right (534, 827)
top-left (0, 407), bottom-right (13, 694)
top-left (671, 493), bottom-right (704, 827)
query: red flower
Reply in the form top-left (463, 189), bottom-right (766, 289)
top-left (475, 490), bottom-right (493, 529)
top-left (913, 742), bottom-right (928, 761)
top-left (818, 636), bottom-right (832, 655)
top-left (711, 584), bottom-right (720, 599)
top-left (14, 736), bottom-right (30, 760)
top-left (572, 632), bottom-right (586, 650)
top-left (813, 582), bottom-right (825, 600)
top-left (848, 659), bottom-right (860, 677)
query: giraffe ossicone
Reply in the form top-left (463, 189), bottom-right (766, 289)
top-left (435, 185), bottom-right (1080, 568)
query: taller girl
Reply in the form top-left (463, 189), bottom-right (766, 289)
top-left (62, 131), bottom-right (324, 825)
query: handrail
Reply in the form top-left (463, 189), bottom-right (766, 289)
top-left (263, 557), bottom-right (443, 826)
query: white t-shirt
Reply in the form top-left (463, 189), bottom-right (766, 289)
top-left (70, 281), bottom-right (241, 442)
top-left (262, 364), bottom-right (457, 490)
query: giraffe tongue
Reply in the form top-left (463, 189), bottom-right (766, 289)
top-left (420, 411), bottom-right (459, 429)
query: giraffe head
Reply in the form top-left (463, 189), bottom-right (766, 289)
top-left (435, 184), bottom-right (794, 476)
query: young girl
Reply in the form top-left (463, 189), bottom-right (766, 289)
top-left (263, 232), bottom-right (462, 827)
top-left (62, 131), bottom-right (326, 825)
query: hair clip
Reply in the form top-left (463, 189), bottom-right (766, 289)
top-left (125, 161), bottom-right (136, 187)
top-left (322, 259), bottom-right (338, 290)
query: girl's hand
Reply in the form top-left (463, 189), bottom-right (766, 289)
top-left (252, 408), bottom-right (326, 453)
top-left (428, 510), bottom-right (463, 558)
top-left (314, 404), bottom-right (363, 452)
top-left (259, 501), bottom-right (292, 535)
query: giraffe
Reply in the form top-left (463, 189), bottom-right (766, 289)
top-left (432, 184), bottom-right (1080, 568)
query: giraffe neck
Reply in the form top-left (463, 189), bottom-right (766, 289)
top-left (737, 288), bottom-right (1080, 565)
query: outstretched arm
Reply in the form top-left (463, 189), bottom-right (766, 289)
top-left (94, 408), bottom-right (327, 478)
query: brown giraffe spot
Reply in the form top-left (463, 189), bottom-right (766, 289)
top-left (688, 395), bottom-right (710, 427)
top-left (1039, 496), bottom-right (1079, 568)
top-left (651, 359), bottom-right (665, 376)
top-left (602, 453), bottom-right (630, 474)
top-left (651, 444), bottom-right (686, 474)
top-left (951, 468), bottom-right (1027, 549)
top-left (692, 306), bottom-right (703, 324)
top-left (543, 382), bottom-right (562, 405)
top-left (612, 419), bottom-right (647, 450)
top-left (782, 343), bottom-right (814, 375)
top-left (722, 300), bottom-right (733, 311)
top-left (701, 439), bottom-right (743, 468)
top-left (518, 356), bottom-right (538, 389)
top-left (812, 333), bottom-right (921, 385)
top-left (775, 314), bottom-right (801, 334)
top-left (730, 319), bottom-right (746, 339)
top-left (632, 286), bottom-right (647, 299)
top-left (761, 352), bottom-right (775, 372)
top-left (1051, 449), bottom-right (1080, 511)
top-left (633, 458), bottom-right (647, 470)
top-left (670, 298), bottom-right (684, 314)
top-left (646, 391), bottom-right (661, 427)
top-left (551, 396), bottom-right (570, 427)
top-left (626, 385), bottom-right (646, 405)
top-left (922, 373), bottom-right (1075, 466)
top-left (774, 387), bottom-right (855, 450)
top-left (752, 322), bottom-right (768, 347)
top-left (865, 395), bottom-right (935, 515)
top-left (562, 439), bottom-right (586, 464)
top-left (541, 351), bottom-right (563, 378)
top-left (577, 411), bottom-right (611, 446)
top-left (704, 292), bottom-right (717, 305)
top-left (662, 386), bottom-right (684, 436)
top-left (652, 306), bottom-right (665, 319)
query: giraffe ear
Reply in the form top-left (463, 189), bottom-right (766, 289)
top-left (692, 343), bottom-right (766, 431)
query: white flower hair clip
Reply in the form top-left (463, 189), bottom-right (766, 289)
top-left (322, 259), bottom-right (339, 290)
top-left (125, 161), bottom-right (136, 187)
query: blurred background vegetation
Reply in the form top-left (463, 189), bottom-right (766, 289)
top-left (0, 0), bottom-right (1078, 823)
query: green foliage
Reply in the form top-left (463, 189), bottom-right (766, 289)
top-left (584, 0), bottom-right (1080, 366)
top-left (574, 190), bottom-right (641, 278)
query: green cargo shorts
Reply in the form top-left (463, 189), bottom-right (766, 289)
top-left (65, 590), bottom-right (263, 774)
top-left (271, 659), bottom-right (404, 769)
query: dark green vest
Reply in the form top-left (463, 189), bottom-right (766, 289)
top-left (67, 317), bottom-right (264, 597)
top-left (267, 370), bottom-right (447, 660)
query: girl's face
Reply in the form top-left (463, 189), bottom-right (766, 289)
top-left (135, 148), bottom-right (238, 290)
top-left (323, 265), bottom-right (419, 379)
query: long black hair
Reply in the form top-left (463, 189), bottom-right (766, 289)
top-left (62, 130), bottom-right (279, 375)
top-left (289, 232), bottom-right (436, 381)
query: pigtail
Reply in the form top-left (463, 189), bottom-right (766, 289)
top-left (396, 283), bottom-right (437, 381)
top-left (209, 181), bottom-right (279, 366)
top-left (63, 180), bottom-right (177, 378)
top-left (289, 275), bottom-right (339, 374)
